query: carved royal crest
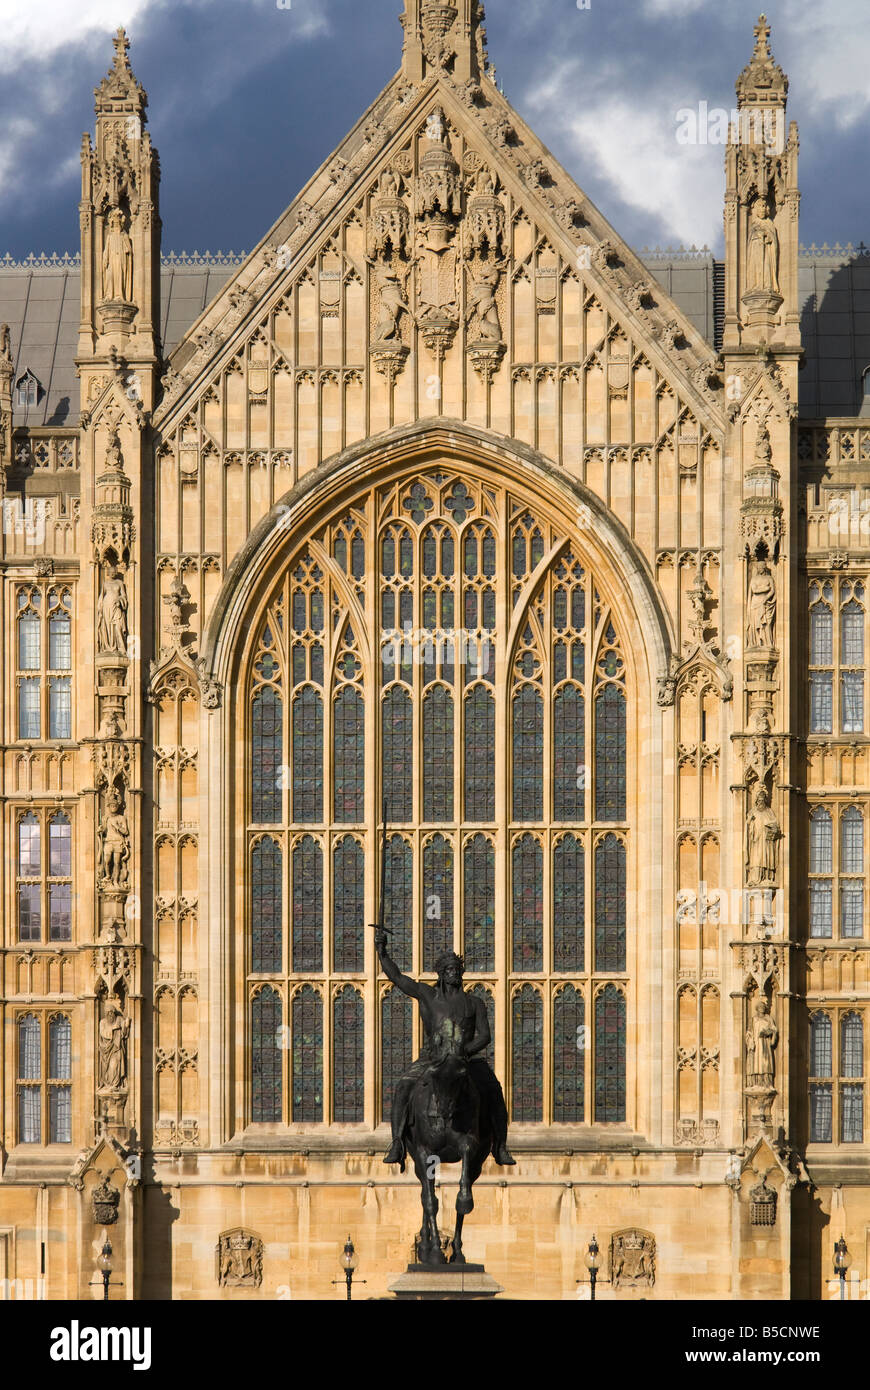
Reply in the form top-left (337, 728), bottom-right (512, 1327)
top-left (91, 1176), bottom-right (121, 1225)
top-left (216, 1229), bottom-right (264, 1288)
top-left (610, 1229), bottom-right (656, 1289)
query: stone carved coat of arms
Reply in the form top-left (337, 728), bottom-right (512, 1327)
top-left (216, 1229), bottom-right (264, 1289)
top-left (609, 1229), bottom-right (656, 1289)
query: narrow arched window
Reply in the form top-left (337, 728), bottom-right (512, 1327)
top-left (554, 834), bottom-right (585, 972)
top-left (381, 988), bottom-right (413, 1124)
top-left (382, 687), bottom-right (413, 822)
top-left (809, 1012), bottom-right (832, 1143)
top-left (384, 835), bottom-right (412, 971)
top-left (511, 985), bottom-right (543, 1121)
top-left (594, 985), bottom-right (626, 1123)
top-left (841, 808), bottom-right (864, 939)
top-left (17, 1014), bottom-right (41, 1142)
top-left (464, 834), bottom-right (495, 973)
top-left (554, 985), bottom-right (585, 1122)
top-left (333, 837), bottom-right (364, 971)
top-left (48, 1016), bottom-right (72, 1143)
top-left (809, 808), bottom-right (833, 940)
top-left (333, 986), bottom-right (363, 1122)
top-left (595, 834), bottom-right (626, 972)
top-left (251, 987), bottom-right (282, 1123)
top-left (422, 835), bottom-right (454, 971)
top-left (291, 835), bottom-right (322, 972)
top-left (251, 838), bottom-right (282, 974)
top-left (512, 834), bottom-right (543, 972)
top-left (841, 1013), bottom-right (864, 1143)
top-left (464, 685), bottom-right (495, 821)
top-left (291, 985), bottom-right (323, 1122)
top-left (423, 685), bottom-right (454, 821)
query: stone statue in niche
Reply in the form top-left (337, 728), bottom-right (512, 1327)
top-left (98, 787), bottom-right (131, 888)
top-left (0, 322), bottom-right (10, 360)
top-left (745, 996), bottom-right (778, 1088)
top-left (98, 1001), bottom-right (130, 1092)
top-left (745, 197), bottom-right (780, 294)
top-left (746, 557), bottom-right (776, 648)
top-left (746, 786), bottom-right (780, 887)
top-left (102, 207), bottom-right (133, 303)
top-left (373, 267), bottom-right (410, 344)
top-left (97, 561), bottom-right (129, 656)
top-left (466, 264), bottom-right (502, 342)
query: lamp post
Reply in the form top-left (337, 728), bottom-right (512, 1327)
top-left (833, 1236), bottom-right (851, 1301)
top-left (585, 1235), bottom-right (601, 1302)
top-left (331, 1235), bottom-right (366, 1301)
top-left (97, 1239), bottom-right (113, 1302)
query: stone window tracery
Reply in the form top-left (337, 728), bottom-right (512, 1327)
top-left (15, 586), bottom-right (72, 742)
top-left (243, 471), bottom-right (632, 1128)
top-left (809, 1008), bottom-right (865, 1145)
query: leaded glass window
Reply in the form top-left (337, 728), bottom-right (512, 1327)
top-left (292, 985), bottom-right (323, 1121)
top-left (17, 1012), bottom-right (73, 1145)
top-left (48, 1015), bottom-right (71, 1143)
top-left (333, 986), bottom-right (363, 1122)
top-left (594, 984), bottom-right (626, 1123)
top-left (809, 578), bottom-right (866, 735)
top-left (511, 985), bottom-right (542, 1121)
top-left (17, 809), bottom-right (72, 943)
top-left (243, 474), bottom-right (634, 1129)
top-left (16, 587), bottom-right (73, 743)
top-left (251, 986), bottom-right (282, 1123)
top-left (252, 838), bottom-right (282, 974)
top-left (554, 985), bottom-right (585, 1122)
top-left (595, 835), bottom-right (626, 972)
top-left (381, 988), bottom-right (413, 1123)
top-left (464, 834), bottom-right (495, 973)
top-left (512, 835), bottom-right (543, 972)
top-left (423, 834), bottom-right (454, 971)
top-left (333, 838), bottom-right (364, 971)
top-left (809, 1009), bottom-right (866, 1145)
top-left (554, 834), bottom-right (584, 972)
top-left (292, 836), bottom-right (323, 972)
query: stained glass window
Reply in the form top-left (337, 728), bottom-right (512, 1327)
top-left (554, 834), bottom-right (584, 972)
top-left (333, 838), bottom-right (364, 971)
top-left (554, 985), bottom-right (585, 1122)
top-left (48, 1015), bottom-right (72, 1143)
top-left (251, 986), bottom-right (282, 1123)
top-left (252, 838), bottom-right (282, 973)
top-left (252, 686), bottom-right (282, 824)
top-left (594, 985), bottom-right (626, 1122)
top-left (512, 834), bottom-right (543, 971)
top-left (292, 836), bottom-right (323, 972)
top-left (595, 684), bottom-right (626, 822)
top-left (468, 985), bottom-right (494, 1063)
top-left (464, 686), bottom-right (495, 821)
top-left (595, 835), bottom-right (626, 972)
top-left (423, 835), bottom-right (454, 971)
top-left (292, 985), bottom-right (323, 1121)
top-left (381, 988), bottom-right (413, 1123)
top-left (464, 834), bottom-right (495, 973)
top-left (512, 687), bottom-right (543, 821)
top-left (383, 687), bottom-right (413, 822)
top-left (423, 686), bottom-right (454, 821)
top-left (385, 835), bottom-right (412, 971)
top-left (511, 985), bottom-right (542, 1121)
top-left (292, 688), bottom-right (323, 823)
top-left (333, 986), bottom-right (364, 1122)
top-left (554, 686), bottom-right (585, 821)
top-left (334, 687), bottom-right (364, 822)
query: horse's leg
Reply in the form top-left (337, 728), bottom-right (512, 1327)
top-left (450, 1208), bottom-right (466, 1265)
top-left (413, 1148), bottom-right (445, 1265)
top-left (456, 1135), bottom-right (474, 1217)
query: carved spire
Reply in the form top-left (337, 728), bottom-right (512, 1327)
top-left (736, 14), bottom-right (788, 107)
top-left (94, 27), bottom-right (147, 120)
top-left (401, 0), bottom-right (489, 86)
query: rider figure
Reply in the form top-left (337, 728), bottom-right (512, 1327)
top-left (373, 929), bottom-right (516, 1171)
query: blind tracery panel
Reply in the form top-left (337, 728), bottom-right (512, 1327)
top-left (245, 473), bottom-right (631, 1128)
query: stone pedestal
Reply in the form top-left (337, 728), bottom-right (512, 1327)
top-left (388, 1263), bottom-right (503, 1300)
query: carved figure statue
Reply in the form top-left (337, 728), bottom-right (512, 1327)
top-left (373, 268), bottom-right (409, 344)
top-left (0, 322), bottom-right (10, 360)
top-left (746, 558), bottom-right (776, 648)
top-left (99, 1002), bottom-right (130, 1091)
top-left (745, 197), bottom-right (780, 294)
top-left (745, 997), bottom-right (778, 1088)
top-left (104, 426), bottom-right (124, 473)
top-left (102, 207), bottom-right (133, 302)
top-left (746, 786), bottom-right (780, 887)
top-left (466, 265), bottom-right (502, 342)
top-left (474, 166), bottom-right (495, 197)
top-left (97, 561), bottom-right (129, 655)
top-left (99, 787), bottom-right (131, 888)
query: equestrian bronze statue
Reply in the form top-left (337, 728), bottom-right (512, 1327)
top-left (373, 927), bottom-right (515, 1266)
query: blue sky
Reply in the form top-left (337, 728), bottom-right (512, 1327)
top-left (0, 0), bottom-right (868, 260)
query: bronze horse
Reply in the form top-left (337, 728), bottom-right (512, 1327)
top-left (405, 1019), bottom-right (493, 1265)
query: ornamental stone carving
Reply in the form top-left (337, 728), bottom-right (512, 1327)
top-left (98, 787), bottom-right (131, 889)
top-left (91, 1176), bottom-right (120, 1225)
top-left (98, 1001), bottom-right (130, 1093)
top-left (610, 1230), bottom-right (656, 1289)
top-left (745, 786), bottom-right (780, 887)
top-left (216, 1229), bottom-right (264, 1289)
top-left (746, 557), bottom-right (776, 648)
top-left (97, 560), bottom-right (129, 656)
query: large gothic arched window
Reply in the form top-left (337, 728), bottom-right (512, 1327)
top-left (242, 468), bottom-right (632, 1128)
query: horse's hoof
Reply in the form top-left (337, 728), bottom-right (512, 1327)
top-left (456, 1192), bottom-right (474, 1217)
top-left (449, 1251), bottom-right (466, 1266)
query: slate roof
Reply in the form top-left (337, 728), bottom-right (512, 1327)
top-left (2, 246), bottom-right (869, 426)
